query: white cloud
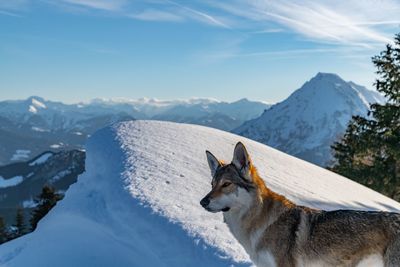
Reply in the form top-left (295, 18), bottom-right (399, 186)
top-left (59, 0), bottom-right (231, 28)
top-left (62, 0), bottom-right (127, 11)
top-left (3, 0), bottom-right (398, 42)
top-left (0, 0), bottom-right (29, 10)
top-left (209, 0), bottom-right (400, 47)
top-left (252, 28), bottom-right (284, 34)
top-left (129, 9), bottom-right (184, 22)
top-left (0, 10), bottom-right (23, 17)
top-left (166, 0), bottom-right (231, 29)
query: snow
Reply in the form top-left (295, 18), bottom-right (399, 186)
top-left (22, 198), bottom-right (37, 209)
top-left (50, 169), bottom-right (72, 183)
top-left (50, 144), bottom-right (62, 149)
top-left (1, 120), bottom-right (399, 267)
top-left (234, 73), bottom-right (385, 166)
top-left (31, 98), bottom-right (46, 109)
top-left (31, 126), bottom-right (49, 132)
top-left (0, 175), bottom-right (24, 188)
top-left (10, 150), bottom-right (31, 161)
top-left (28, 105), bottom-right (37, 114)
top-left (28, 153), bottom-right (53, 166)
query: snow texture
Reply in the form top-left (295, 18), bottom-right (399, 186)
top-left (0, 176), bottom-right (23, 188)
top-left (28, 153), bottom-right (53, 166)
top-left (1, 120), bottom-right (399, 267)
top-left (22, 198), bottom-right (37, 209)
top-left (49, 169), bottom-right (72, 183)
top-left (10, 150), bottom-right (31, 161)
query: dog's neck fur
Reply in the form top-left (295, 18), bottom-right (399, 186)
top-left (223, 164), bottom-right (295, 262)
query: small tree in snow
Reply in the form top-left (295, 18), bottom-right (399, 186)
top-left (14, 207), bottom-right (26, 237)
top-left (30, 185), bottom-right (63, 231)
top-left (0, 216), bottom-right (8, 244)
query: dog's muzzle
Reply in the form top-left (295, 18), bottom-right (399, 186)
top-left (200, 197), bottom-right (210, 209)
top-left (200, 197), bottom-right (230, 212)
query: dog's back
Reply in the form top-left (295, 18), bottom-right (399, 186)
top-left (293, 209), bottom-right (400, 266)
top-left (250, 206), bottom-right (400, 266)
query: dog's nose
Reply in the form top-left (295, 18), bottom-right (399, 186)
top-left (200, 197), bottom-right (210, 208)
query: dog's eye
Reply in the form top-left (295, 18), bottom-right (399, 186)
top-left (222, 182), bottom-right (231, 188)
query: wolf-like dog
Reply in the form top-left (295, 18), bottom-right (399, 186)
top-left (200, 142), bottom-right (400, 267)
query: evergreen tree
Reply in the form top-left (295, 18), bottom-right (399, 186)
top-left (14, 207), bottom-right (26, 237)
top-left (331, 33), bottom-right (400, 200)
top-left (30, 185), bottom-right (63, 231)
top-left (0, 216), bottom-right (8, 244)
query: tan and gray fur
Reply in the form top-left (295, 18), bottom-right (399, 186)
top-left (200, 142), bottom-right (400, 267)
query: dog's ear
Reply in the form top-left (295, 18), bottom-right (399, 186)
top-left (232, 142), bottom-right (251, 180)
top-left (206, 150), bottom-right (221, 177)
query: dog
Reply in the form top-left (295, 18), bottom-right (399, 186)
top-left (200, 142), bottom-right (400, 267)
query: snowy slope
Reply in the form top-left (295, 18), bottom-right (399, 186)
top-left (234, 73), bottom-right (385, 167)
top-left (1, 120), bottom-right (399, 267)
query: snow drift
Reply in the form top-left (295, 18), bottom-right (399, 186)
top-left (1, 120), bottom-right (399, 267)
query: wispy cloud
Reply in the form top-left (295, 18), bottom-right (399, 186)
top-left (165, 0), bottom-right (231, 29)
top-left (209, 0), bottom-right (399, 47)
top-left (252, 28), bottom-right (284, 34)
top-left (2, 0), bottom-right (398, 47)
top-left (0, 0), bottom-right (29, 16)
top-left (61, 0), bottom-right (127, 11)
top-left (0, 9), bottom-right (23, 17)
top-left (203, 47), bottom-right (349, 62)
top-left (0, 0), bottom-right (29, 10)
top-left (57, 0), bottom-right (232, 28)
top-left (129, 9), bottom-right (183, 22)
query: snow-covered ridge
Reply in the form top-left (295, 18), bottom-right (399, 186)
top-left (1, 121), bottom-right (399, 266)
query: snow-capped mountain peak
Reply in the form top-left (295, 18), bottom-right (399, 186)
top-left (314, 72), bottom-right (342, 80)
top-left (234, 73), bottom-right (384, 166)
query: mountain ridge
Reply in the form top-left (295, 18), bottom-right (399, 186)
top-left (234, 72), bottom-right (385, 166)
top-left (0, 96), bottom-right (269, 164)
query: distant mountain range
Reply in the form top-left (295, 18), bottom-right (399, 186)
top-left (0, 97), bottom-right (270, 165)
top-left (0, 150), bottom-right (85, 226)
top-left (234, 73), bottom-right (385, 166)
top-left (0, 72), bottom-right (385, 167)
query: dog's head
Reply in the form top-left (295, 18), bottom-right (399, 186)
top-left (200, 142), bottom-right (256, 213)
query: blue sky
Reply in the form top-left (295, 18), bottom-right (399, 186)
top-left (1, 0), bottom-right (399, 103)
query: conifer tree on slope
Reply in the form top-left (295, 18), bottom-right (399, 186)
top-left (30, 185), bottom-right (63, 231)
top-left (331, 33), bottom-right (400, 200)
top-left (14, 207), bottom-right (26, 237)
top-left (0, 216), bottom-right (8, 244)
